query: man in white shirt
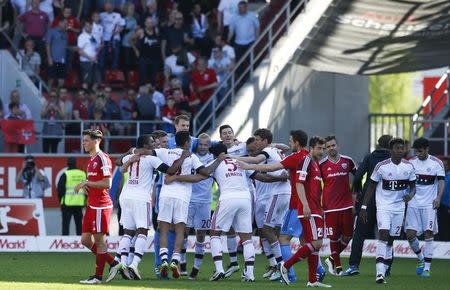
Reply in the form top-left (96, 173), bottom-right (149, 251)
top-left (3, 89), bottom-right (32, 119)
top-left (77, 21), bottom-right (99, 88)
top-left (99, 0), bottom-right (124, 74)
top-left (360, 138), bottom-right (416, 284)
top-left (406, 137), bottom-right (445, 277)
top-left (218, 0), bottom-right (241, 39)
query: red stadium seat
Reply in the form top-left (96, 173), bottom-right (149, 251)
top-left (64, 70), bottom-right (81, 89)
top-left (105, 70), bottom-right (126, 89)
top-left (127, 70), bottom-right (139, 88)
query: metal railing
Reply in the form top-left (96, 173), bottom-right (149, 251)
top-left (0, 29), bottom-right (49, 94)
top-left (411, 119), bottom-right (450, 156)
top-left (192, 0), bottom-right (307, 135)
top-left (8, 119), bottom-right (168, 154)
top-left (368, 113), bottom-right (416, 151)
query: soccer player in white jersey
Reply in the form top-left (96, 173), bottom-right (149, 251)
top-left (154, 131), bottom-right (225, 279)
top-left (359, 138), bottom-right (416, 284)
top-left (110, 135), bottom-right (184, 281)
top-left (237, 129), bottom-right (291, 281)
top-left (406, 137), bottom-right (445, 277)
top-left (186, 133), bottom-right (215, 280)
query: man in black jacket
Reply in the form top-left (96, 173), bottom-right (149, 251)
top-left (343, 135), bottom-right (392, 276)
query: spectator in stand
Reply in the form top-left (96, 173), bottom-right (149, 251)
top-left (41, 89), bottom-right (64, 153)
top-left (208, 47), bottom-right (233, 104)
top-left (52, 6), bottom-right (81, 72)
top-left (89, 108), bottom-right (110, 151)
top-left (99, 0), bottom-right (125, 76)
top-left (121, 2), bottom-right (138, 74)
top-left (228, 1), bottom-right (259, 61)
top-left (218, 0), bottom-right (240, 39)
top-left (38, 0), bottom-right (56, 22)
top-left (135, 85), bottom-right (157, 134)
top-left (130, 16), bottom-right (163, 85)
top-left (16, 38), bottom-right (41, 84)
top-left (18, 0), bottom-right (49, 58)
top-left (213, 33), bottom-right (235, 63)
top-left (88, 88), bottom-right (106, 119)
top-left (161, 11), bottom-right (193, 58)
top-left (171, 87), bottom-right (192, 116)
top-left (120, 88), bottom-right (137, 135)
top-left (91, 11), bottom-right (104, 46)
top-left (58, 87), bottom-right (73, 121)
top-left (161, 96), bottom-right (177, 134)
top-left (72, 89), bottom-right (90, 121)
top-left (164, 44), bottom-right (196, 92)
top-left (62, 0), bottom-right (84, 19)
top-left (4, 90), bottom-right (32, 119)
top-left (77, 20), bottom-right (100, 90)
top-left (141, 0), bottom-right (159, 28)
top-left (4, 102), bottom-right (26, 152)
top-left (149, 84), bottom-right (166, 119)
top-left (46, 18), bottom-right (68, 90)
top-left (191, 3), bottom-right (211, 57)
top-left (103, 86), bottom-right (122, 135)
top-left (191, 57), bottom-right (218, 123)
top-left (0, 0), bottom-right (14, 49)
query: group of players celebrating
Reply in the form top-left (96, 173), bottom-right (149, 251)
top-left (74, 114), bottom-right (444, 287)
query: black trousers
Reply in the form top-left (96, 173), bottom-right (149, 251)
top-left (437, 205), bottom-right (450, 241)
top-left (61, 206), bottom-right (83, 235)
top-left (348, 197), bottom-right (377, 267)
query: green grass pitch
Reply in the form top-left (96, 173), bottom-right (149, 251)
top-left (0, 253), bottom-right (447, 289)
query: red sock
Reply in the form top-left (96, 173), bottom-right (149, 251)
top-left (330, 240), bottom-right (341, 267)
top-left (90, 244), bottom-right (97, 254)
top-left (95, 253), bottom-right (108, 277)
top-left (285, 243), bottom-right (313, 268)
top-left (308, 252), bottom-right (319, 283)
top-left (105, 253), bottom-right (114, 265)
top-left (339, 240), bottom-right (348, 254)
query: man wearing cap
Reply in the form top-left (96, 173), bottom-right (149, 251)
top-left (57, 157), bottom-right (87, 235)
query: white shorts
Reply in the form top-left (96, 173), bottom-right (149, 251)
top-left (265, 194), bottom-right (290, 228)
top-left (211, 198), bottom-right (252, 233)
top-left (187, 201), bottom-right (211, 230)
top-left (255, 197), bottom-right (270, 229)
top-left (119, 198), bottom-right (152, 230)
top-left (157, 196), bottom-right (189, 224)
top-left (405, 207), bottom-right (438, 234)
top-left (376, 210), bottom-right (404, 236)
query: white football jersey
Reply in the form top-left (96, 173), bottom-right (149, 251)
top-left (191, 152), bottom-right (215, 203)
top-left (227, 142), bottom-right (247, 157)
top-left (120, 155), bottom-right (163, 202)
top-left (211, 158), bottom-right (251, 201)
top-left (409, 155), bottom-right (445, 209)
top-left (371, 159), bottom-right (416, 212)
top-left (254, 147), bottom-right (291, 200)
top-left (156, 148), bottom-right (204, 203)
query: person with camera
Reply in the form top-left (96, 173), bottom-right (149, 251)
top-left (16, 156), bottom-right (50, 199)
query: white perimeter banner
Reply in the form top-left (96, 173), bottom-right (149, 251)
top-left (1, 235), bottom-right (450, 259)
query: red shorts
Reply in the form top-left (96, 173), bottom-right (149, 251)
top-left (324, 208), bottom-right (353, 240)
top-left (300, 216), bottom-right (324, 242)
top-left (82, 206), bottom-right (112, 234)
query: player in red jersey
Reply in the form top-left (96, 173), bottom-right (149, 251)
top-left (279, 136), bottom-right (331, 288)
top-left (319, 135), bottom-right (357, 276)
top-left (74, 129), bottom-right (119, 284)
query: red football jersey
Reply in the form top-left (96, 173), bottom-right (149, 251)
top-left (86, 151), bottom-right (113, 208)
top-left (319, 155), bottom-right (356, 212)
top-left (296, 154), bottom-right (323, 217)
top-left (280, 149), bottom-right (309, 209)
top-left (191, 68), bottom-right (218, 102)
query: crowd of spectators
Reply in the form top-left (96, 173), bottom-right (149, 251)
top-left (0, 0), bottom-right (270, 152)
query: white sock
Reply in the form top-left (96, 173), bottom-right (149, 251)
top-left (243, 240), bottom-right (255, 279)
top-left (227, 236), bottom-right (238, 265)
top-left (127, 235), bottom-right (137, 266)
top-left (172, 252), bottom-right (181, 264)
top-left (211, 236), bottom-right (224, 273)
top-left (376, 240), bottom-right (387, 276)
top-left (131, 234), bottom-right (147, 267)
top-left (118, 234), bottom-right (132, 265)
top-left (271, 241), bottom-right (283, 264)
top-left (424, 238), bottom-right (433, 271)
top-left (262, 238), bottom-right (276, 267)
top-left (408, 237), bottom-right (424, 260)
top-left (159, 247), bottom-right (168, 263)
top-left (194, 241), bottom-right (205, 269)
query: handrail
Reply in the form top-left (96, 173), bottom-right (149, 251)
top-left (411, 119), bottom-right (450, 156)
top-left (193, 0), bottom-right (307, 136)
top-left (0, 29), bottom-right (49, 95)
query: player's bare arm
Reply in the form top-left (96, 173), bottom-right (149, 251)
top-left (296, 182), bottom-right (311, 219)
top-left (198, 153), bottom-right (227, 176)
top-left (403, 181), bottom-right (416, 203)
top-left (166, 150), bottom-right (191, 175)
top-left (238, 161), bottom-right (284, 172)
top-left (271, 143), bottom-right (290, 153)
top-left (120, 154), bottom-right (140, 173)
top-left (165, 174), bottom-right (208, 185)
top-left (433, 178), bottom-right (445, 209)
top-left (236, 154), bottom-right (266, 164)
top-left (359, 180), bottom-right (377, 223)
top-left (252, 171), bottom-right (288, 183)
